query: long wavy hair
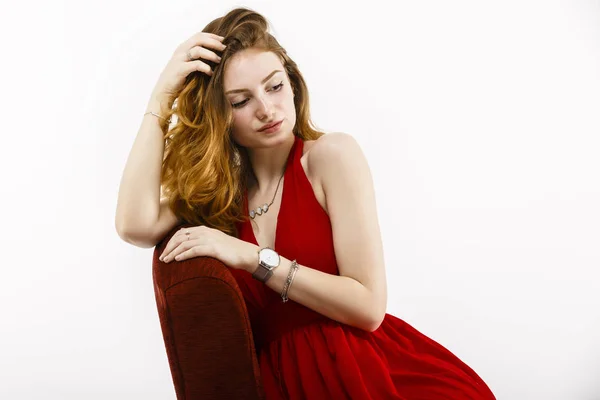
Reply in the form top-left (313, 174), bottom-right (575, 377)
top-left (158, 7), bottom-right (327, 237)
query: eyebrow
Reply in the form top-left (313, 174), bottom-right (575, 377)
top-left (225, 70), bottom-right (282, 95)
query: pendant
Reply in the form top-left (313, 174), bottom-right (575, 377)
top-left (250, 203), bottom-right (269, 219)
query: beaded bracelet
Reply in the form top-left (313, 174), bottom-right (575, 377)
top-left (281, 259), bottom-right (299, 303)
top-left (144, 111), bottom-right (172, 124)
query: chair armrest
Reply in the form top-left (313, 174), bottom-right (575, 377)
top-left (152, 224), bottom-right (265, 399)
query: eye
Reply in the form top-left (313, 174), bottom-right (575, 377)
top-left (231, 82), bottom-right (284, 108)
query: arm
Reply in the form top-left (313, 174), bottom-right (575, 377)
top-left (243, 133), bottom-right (388, 332)
top-left (115, 92), bottom-right (172, 244)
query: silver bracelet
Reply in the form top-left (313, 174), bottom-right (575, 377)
top-left (144, 111), bottom-right (172, 124)
top-left (281, 259), bottom-right (299, 303)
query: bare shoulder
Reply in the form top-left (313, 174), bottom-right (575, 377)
top-left (303, 133), bottom-right (364, 215)
top-left (306, 132), bottom-right (362, 172)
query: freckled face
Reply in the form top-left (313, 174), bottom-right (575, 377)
top-left (223, 49), bottom-right (296, 147)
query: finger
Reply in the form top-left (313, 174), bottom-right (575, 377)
top-left (169, 244), bottom-right (192, 262)
top-left (201, 32), bottom-right (224, 40)
top-left (160, 239), bottom-right (176, 261)
top-left (164, 239), bottom-right (196, 263)
top-left (160, 231), bottom-right (187, 261)
top-left (174, 243), bottom-right (208, 261)
top-left (185, 33), bottom-right (226, 54)
top-left (188, 46), bottom-right (222, 63)
top-left (210, 33), bottom-right (225, 40)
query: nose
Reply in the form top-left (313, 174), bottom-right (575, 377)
top-left (255, 95), bottom-right (274, 120)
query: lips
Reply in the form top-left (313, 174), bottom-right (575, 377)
top-left (258, 120), bottom-right (282, 132)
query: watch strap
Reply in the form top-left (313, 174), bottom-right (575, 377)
top-left (252, 265), bottom-right (274, 283)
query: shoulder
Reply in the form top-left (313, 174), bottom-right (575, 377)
top-left (307, 132), bottom-right (364, 174)
top-left (306, 133), bottom-right (370, 198)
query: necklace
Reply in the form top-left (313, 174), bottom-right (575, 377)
top-left (249, 167), bottom-right (286, 219)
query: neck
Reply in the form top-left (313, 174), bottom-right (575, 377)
top-left (247, 135), bottom-right (295, 196)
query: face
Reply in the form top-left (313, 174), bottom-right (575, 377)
top-left (223, 49), bottom-right (296, 148)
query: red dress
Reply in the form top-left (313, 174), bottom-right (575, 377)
top-left (230, 135), bottom-right (496, 399)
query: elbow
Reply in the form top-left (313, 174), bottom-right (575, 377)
top-left (362, 287), bottom-right (386, 332)
top-left (115, 219), bottom-right (128, 241)
top-left (354, 306), bottom-right (385, 332)
top-left (366, 302), bottom-right (386, 332)
top-left (116, 223), bottom-right (132, 244)
top-left (115, 223), bottom-right (157, 249)
top-left (367, 314), bottom-right (385, 332)
top-left (369, 320), bottom-right (384, 333)
top-left (352, 304), bottom-right (384, 333)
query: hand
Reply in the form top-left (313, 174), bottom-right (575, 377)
top-left (153, 31), bottom-right (226, 99)
top-left (158, 225), bottom-right (258, 272)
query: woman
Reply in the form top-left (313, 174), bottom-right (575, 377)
top-left (117, 6), bottom-right (496, 399)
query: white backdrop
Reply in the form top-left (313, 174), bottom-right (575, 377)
top-left (2, 0), bottom-right (599, 399)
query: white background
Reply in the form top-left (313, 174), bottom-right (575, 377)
top-left (1, 0), bottom-right (599, 399)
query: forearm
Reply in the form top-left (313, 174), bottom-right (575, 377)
top-left (245, 246), bottom-right (379, 332)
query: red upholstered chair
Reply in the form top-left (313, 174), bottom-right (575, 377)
top-left (152, 224), bottom-right (265, 399)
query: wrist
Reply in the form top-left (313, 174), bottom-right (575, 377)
top-left (147, 92), bottom-right (172, 114)
top-left (244, 243), bottom-right (260, 273)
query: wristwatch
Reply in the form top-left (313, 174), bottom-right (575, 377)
top-left (252, 247), bottom-right (280, 283)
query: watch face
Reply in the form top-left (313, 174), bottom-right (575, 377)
top-left (260, 248), bottom-right (279, 269)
